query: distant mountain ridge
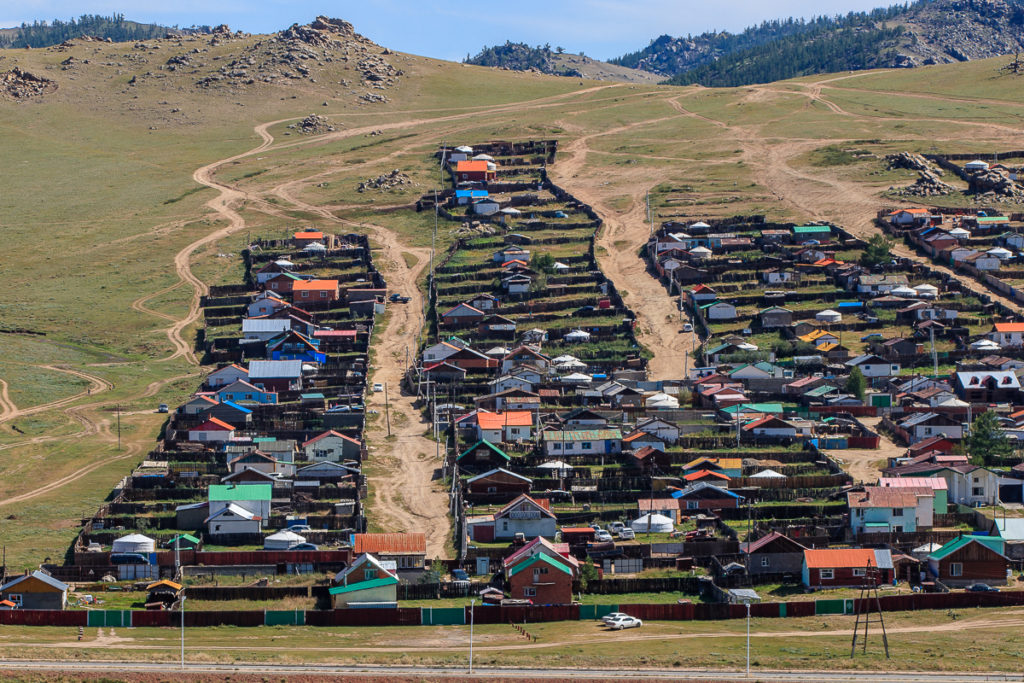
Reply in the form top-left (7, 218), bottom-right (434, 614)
top-left (616, 0), bottom-right (1024, 86)
top-left (463, 42), bottom-right (660, 83)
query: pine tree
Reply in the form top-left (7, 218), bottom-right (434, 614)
top-left (965, 410), bottom-right (1013, 465)
top-left (846, 367), bottom-right (867, 401)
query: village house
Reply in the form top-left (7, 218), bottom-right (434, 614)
top-left (673, 482), bottom-right (743, 511)
top-left (303, 430), bottom-right (362, 463)
top-left (634, 417), bottom-right (680, 444)
top-left (458, 439), bottom-right (512, 473)
top-left (740, 532), bottom-right (807, 577)
top-left (683, 457), bottom-right (743, 478)
top-left (291, 279), bottom-right (340, 304)
top-left (848, 486), bottom-right (933, 535)
top-left (207, 483), bottom-right (271, 525)
top-left (187, 417), bottom-right (236, 443)
top-left (467, 494), bottom-right (557, 542)
top-left (466, 468), bottom-right (532, 501)
top-left (626, 445), bottom-right (672, 474)
top-left (954, 370), bottom-right (1022, 403)
top-left (353, 533), bottom-right (427, 572)
top-left (247, 360), bottom-right (304, 392)
top-left (759, 306), bottom-right (794, 329)
top-left (206, 363), bottom-right (249, 389)
top-left (802, 548), bottom-right (894, 589)
top-left (897, 412), bottom-right (964, 443)
top-left (926, 536), bottom-right (1010, 587)
top-left (506, 552), bottom-right (574, 604)
top-left (330, 553), bottom-right (399, 608)
top-left (215, 379), bottom-right (278, 405)
top-left (264, 271), bottom-right (304, 294)
top-left (700, 300), bottom-right (737, 321)
top-left (846, 354), bottom-right (900, 378)
top-left (455, 159), bottom-right (497, 182)
top-left (543, 428), bottom-right (622, 456)
top-left (476, 411), bottom-right (534, 443)
top-left (989, 322), bottom-right (1024, 347)
top-left (857, 274), bottom-right (909, 295)
top-left (0, 571), bottom-right (69, 610)
top-left (291, 230), bottom-right (324, 248)
top-left (440, 302), bottom-right (486, 327)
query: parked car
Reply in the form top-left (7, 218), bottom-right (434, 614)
top-left (601, 612), bottom-right (631, 625)
top-left (572, 305), bottom-right (596, 317)
top-left (451, 568), bottom-right (470, 582)
top-left (608, 522), bottom-right (625, 534)
top-left (389, 293), bottom-right (411, 303)
top-left (287, 524), bottom-right (312, 532)
top-left (682, 323), bottom-right (693, 333)
top-left (157, 403), bottom-right (169, 413)
top-left (290, 543), bottom-right (319, 551)
top-left (967, 583), bottom-right (999, 592)
top-left (553, 211), bottom-right (568, 218)
top-left (606, 615), bottom-right (643, 630)
top-left (372, 382), bottom-right (384, 392)
top-left (594, 529), bottom-right (613, 543)
top-left (618, 528), bottom-right (635, 540)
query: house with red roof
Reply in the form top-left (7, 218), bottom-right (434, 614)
top-left (292, 279), bottom-right (340, 304)
top-left (477, 411), bottom-right (534, 443)
top-left (291, 230), bottom-right (325, 247)
top-left (188, 417), bottom-right (236, 443)
top-left (352, 533), bottom-right (426, 571)
top-left (626, 445), bottom-right (671, 474)
top-left (455, 159), bottom-right (496, 182)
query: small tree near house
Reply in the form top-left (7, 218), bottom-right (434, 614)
top-left (846, 366), bottom-right (866, 400)
top-left (965, 410), bottom-right (1013, 465)
top-left (860, 234), bottom-right (894, 267)
top-left (578, 555), bottom-right (599, 592)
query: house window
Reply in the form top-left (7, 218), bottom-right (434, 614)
top-left (8, 594), bottom-right (22, 607)
top-left (892, 508), bottom-right (903, 517)
top-left (820, 569), bottom-right (834, 580)
top-left (524, 587), bottom-right (536, 597)
top-left (853, 568), bottom-right (866, 577)
top-left (972, 487), bottom-right (984, 497)
top-left (950, 562), bottom-right (963, 577)
top-left (320, 292), bottom-right (327, 298)
top-left (761, 557), bottom-right (770, 568)
top-left (582, 442), bottom-right (592, 450)
top-left (686, 501), bottom-right (699, 510)
top-left (551, 443), bottom-right (562, 451)
top-left (973, 476), bottom-right (980, 483)
top-left (487, 486), bottom-right (497, 493)
top-left (502, 521), bottom-right (508, 530)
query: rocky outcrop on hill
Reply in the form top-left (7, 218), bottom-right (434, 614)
top-left (194, 16), bottom-right (401, 93)
top-left (886, 151), bottom-right (942, 175)
top-left (894, 170), bottom-right (956, 197)
top-left (1, 67), bottom-right (57, 99)
top-left (967, 166), bottom-right (1024, 200)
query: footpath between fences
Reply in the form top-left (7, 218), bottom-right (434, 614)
top-left (2, 591), bottom-right (1024, 628)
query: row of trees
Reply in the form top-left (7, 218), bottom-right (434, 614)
top-left (1, 13), bottom-right (207, 49)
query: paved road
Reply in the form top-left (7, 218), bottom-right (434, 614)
top-left (0, 660), bottom-right (1021, 681)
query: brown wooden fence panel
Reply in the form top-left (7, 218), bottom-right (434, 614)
top-left (132, 610), bottom-right (173, 627)
top-left (750, 602), bottom-right (782, 618)
top-left (785, 601), bottom-right (815, 617)
top-left (0, 610), bottom-right (87, 626)
top-left (184, 610), bottom-right (264, 627)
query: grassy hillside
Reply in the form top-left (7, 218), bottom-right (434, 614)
top-left (3, 15), bottom-right (1024, 569)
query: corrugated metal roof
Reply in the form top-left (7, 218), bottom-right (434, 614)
top-left (248, 360), bottom-right (303, 379)
top-left (544, 429), bottom-right (622, 441)
top-left (506, 552), bottom-right (573, 578)
top-left (878, 477), bottom-right (948, 490)
top-left (328, 576), bottom-right (399, 595)
top-left (208, 484), bottom-right (272, 502)
top-left (804, 548), bottom-right (892, 569)
top-left (928, 535), bottom-right (1006, 561)
top-left (353, 533), bottom-right (426, 555)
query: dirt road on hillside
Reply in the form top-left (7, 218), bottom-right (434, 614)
top-left (269, 175), bottom-right (449, 556)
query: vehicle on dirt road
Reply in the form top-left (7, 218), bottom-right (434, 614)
top-left (606, 615), bottom-right (642, 630)
top-left (389, 293), bottom-right (411, 303)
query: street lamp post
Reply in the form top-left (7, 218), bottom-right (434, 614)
top-left (745, 600), bottom-right (751, 678)
top-left (180, 595), bottom-right (186, 670)
top-left (469, 598), bottom-right (476, 673)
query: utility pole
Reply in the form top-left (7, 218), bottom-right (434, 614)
top-left (930, 325), bottom-right (938, 378)
top-left (432, 191), bottom-right (438, 284)
top-left (180, 595), bottom-right (187, 670)
top-left (116, 404), bottom-right (121, 451)
top-left (384, 382), bottom-right (391, 437)
top-left (469, 597), bottom-right (476, 673)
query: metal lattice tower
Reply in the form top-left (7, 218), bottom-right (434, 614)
top-left (850, 562), bottom-right (890, 659)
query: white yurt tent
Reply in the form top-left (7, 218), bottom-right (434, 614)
top-left (112, 533), bottom-right (156, 554)
top-left (913, 284), bottom-right (939, 299)
top-left (645, 392), bottom-right (680, 409)
top-left (948, 227), bottom-right (971, 239)
top-left (690, 221), bottom-right (710, 229)
top-left (750, 469), bottom-right (786, 479)
top-left (815, 309), bottom-right (842, 323)
top-left (631, 513), bottom-right (674, 534)
top-left (690, 246), bottom-right (712, 258)
top-left (564, 329), bottom-right (592, 343)
top-left (971, 339), bottom-right (1001, 351)
top-left (988, 246), bottom-right (1013, 260)
top-left (538, 461), bottom-right (573, 477)
top-left (891, 285), bottom-right (918, 298)
top-left (264, 529), bottom-right (306, 550)
top-left (965, 159), bottom-right (990, 172)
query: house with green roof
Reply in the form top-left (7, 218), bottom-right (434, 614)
top-left (208, 483), bottom-right (271, 523)
top-left (542, 429), bottom-right (622, 456)
top-left (792, 225), bottom-right (833, 236)
top-left (927, 535), bottom-right (1009, 587)
top-left (457, 439), bottom-right (511, 473)
top-left (699, 300), bottom-right (737, 321)
top-left (506, 552), bottom-right (573, 604)
top-left (720, 402), bottom-right (784, 416)
top-left (329, 553), bottom-right (400, 608)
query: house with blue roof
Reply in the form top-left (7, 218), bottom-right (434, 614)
top-left (267, 331), bottom-right (326, 364)
top-left (215, 379), bottom-right (278, 405)
top-left (455, 189), bottom-right (489, 205)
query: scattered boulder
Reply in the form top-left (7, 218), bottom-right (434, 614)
top-left (1, 68), bottom-right (57, 99)
top-left (357, 169), bottom-right (413, 192)
top-left (967, 166), bottom-right (1024, 200)
top-left (360, 92), bottom-right (388, 103)
top-left (288, 114), bottom-right (336, 135)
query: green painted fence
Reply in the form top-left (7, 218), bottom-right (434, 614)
top-left (265, 610), bottom-right (305, 626)
top-left (420, 607), bottom-right (465, 625)
top-left (815, 599), bottom-right (855, 616)
top-left (579, 604), bottom-right (618, 620)
top-left (87, 610), bottom-right (131, 627)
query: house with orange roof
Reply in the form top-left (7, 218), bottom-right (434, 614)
top-left (802, 548), bottom-right (894, 588)
top-left (477, 411), bottom-right (534, 443)
top-left (989, 321), bottom-right (1024, 347)
top-left (291, 279), bottom-right (339, 304)
top-left (352, 533), bottom-right (426, 571)
top-left (455, 159), bottom-right (496, 182)
top-left (887, 208), bottom-right (932, 227)
top-left (291, 230), bottom-right (325, 247)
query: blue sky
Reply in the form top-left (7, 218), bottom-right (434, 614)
top-left (5, 1), bottom-right (898, 61)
